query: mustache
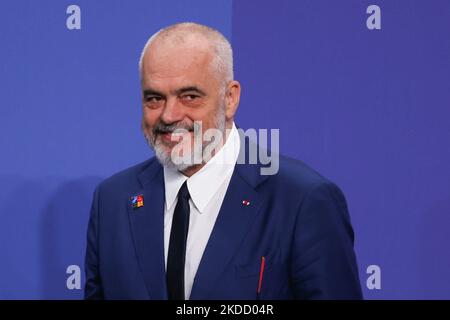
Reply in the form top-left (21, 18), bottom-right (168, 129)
top-left (152, 121), bottom-right (195, 135)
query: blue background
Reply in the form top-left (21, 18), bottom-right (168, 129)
top-left (0, 0), bottom-right (449, 299)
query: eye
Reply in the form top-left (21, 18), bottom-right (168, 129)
top-left (145, 95), bottom-right (163, 102)
top-left (182, 94), bottom-right (199, 101)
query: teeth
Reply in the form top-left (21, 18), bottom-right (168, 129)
top-left (171, 132), bottom-right (185, 138)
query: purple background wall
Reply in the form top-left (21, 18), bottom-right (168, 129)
top-left (0, 0), bottom-right (449, 299)
top-left (232, 0), bottom-right (450, 299)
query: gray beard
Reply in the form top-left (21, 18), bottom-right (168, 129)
top-left (144, 105), bottom-right (226, 172)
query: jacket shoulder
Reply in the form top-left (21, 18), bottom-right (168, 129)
top-left (274, 154), bottom-right (337, 192)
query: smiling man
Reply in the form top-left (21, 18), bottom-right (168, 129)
top-left (84, 22), bottom-right (362, 300)
top-left (139, 24), bottom-right (239, 176)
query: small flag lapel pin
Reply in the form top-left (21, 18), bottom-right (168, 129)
top-left (131, 194), bottom-right (144, 209)
top-left (242, 199), bottom-right (251, 206)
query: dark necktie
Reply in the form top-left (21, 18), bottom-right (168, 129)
top-left (167, 181), bottom-right (190, 300)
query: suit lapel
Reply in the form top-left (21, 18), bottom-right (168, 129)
top-left (128, 160), bottom-right (168, 299)
top-left (189, 158), bottom-right (269, 299)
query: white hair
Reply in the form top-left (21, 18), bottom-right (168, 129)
top-left (138, 22), bottom-right (234, 86)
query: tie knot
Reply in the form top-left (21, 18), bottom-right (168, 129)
top-left (178, 181), bottom-right (190, 201)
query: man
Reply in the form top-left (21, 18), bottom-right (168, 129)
top-left (84, 22), bottom-right (362, 300)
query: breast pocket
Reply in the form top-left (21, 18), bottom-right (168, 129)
top-left (235, 248), bottom-right (281, 279)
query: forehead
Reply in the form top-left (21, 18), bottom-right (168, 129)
top-left (141, 39), bottom-right (217, 90)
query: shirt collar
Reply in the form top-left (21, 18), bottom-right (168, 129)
top-left (163, 122), bottom-right (240, 213)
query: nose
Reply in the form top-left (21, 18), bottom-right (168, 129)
top-left (160, 97), bottom-right (185, 124)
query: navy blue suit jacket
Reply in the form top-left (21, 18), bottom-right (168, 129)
top-left (85, 140), bottom-right (362, 299)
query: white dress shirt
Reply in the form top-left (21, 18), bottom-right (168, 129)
top-left (163, 122), bottom-right (240, 299)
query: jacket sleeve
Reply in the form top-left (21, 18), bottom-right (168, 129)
top-left (84, 186), bottom-right (104, 299)
top-left (290, 182), bottom-right (363, 299)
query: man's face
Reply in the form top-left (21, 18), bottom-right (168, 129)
top-left (141, 38), bottom-right (226, 170)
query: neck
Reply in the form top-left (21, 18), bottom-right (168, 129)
top-left (180, 163), bottom-right (204, 178)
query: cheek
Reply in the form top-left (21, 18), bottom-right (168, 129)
top-left (190, 100), bottom-right (222, 128)
top-left (143, 108), bottom-right (161, 128)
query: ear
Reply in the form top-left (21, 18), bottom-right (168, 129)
top-left (224, 80), bottom-right (241, 120)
